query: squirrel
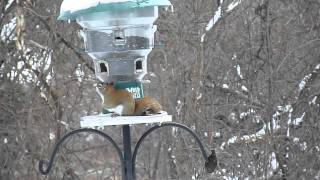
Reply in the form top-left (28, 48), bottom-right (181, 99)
top-left (96, 82), bottom-right (162, 116)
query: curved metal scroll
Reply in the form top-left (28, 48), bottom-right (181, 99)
top-left (39, 128), bottom-right (124, 175)
top-left (132, 122), bottom-right (217, 177)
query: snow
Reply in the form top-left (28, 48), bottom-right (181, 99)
top-left (222, 84), bottom-right (229, 88)
top-left (14, 51), bottom-right (52, 84)
top-left (200, 34), bottom-right (206, 42)
top-left (299, 74), bottom-right (311, 90)
top-left (225, 123), bottom-right (266, 146)
top-left (1, 17), bottom-right (16, 42)
top-left (235, 64), bottom-right (243, 79)
top-left (229, 112), bottom-right (236, 121)
top-left (40, 92), bottom-right (48, 101)
top-left (271, 112), bottom-right (281, 130)
top-left (201, 0), bottom-right (242, 42)
top-left (220, 142), bottom-right (226, 149)
top-left (85, 134), bottom-right (95, 141)
top-left (196, 92), bottom-right (202, 100)
top-left (232, 54), bottom-right (237, 60)
top-left (61, 0), bottom-right (171, 14)
top-left (288, 108), bottom-right (305, 126)
top-left (49, 132), bottom-right (55, 140)
top-left (5, 0), bottom-right (14, 10)
top-left (204, 132), bottom-right (208, 137)
top-left (59, 120), bottom-right (69, 128)
top-left (214, 132), bottom-right (221, 137)
top-left (96, 87), bottom-right (105, 104)
top-left (270, 152), bottom-right (278, 170)
top-left (201, 1), bottom-right (223, 42)
top-left (293, 137), bottom-right (299, 143)
top-left (149, 72), bottom-right (157, 77)
top-left (299, 79), bottom-right (307, 90)
top-left (309, 96), bottom-right (318, 105)
top-left (226, 0), bottom-right (242, 12)
top-left (61, 0), bottom-right (133, 13)
top-left (241, 85), bottom-right (248, 92)
top-left (227, 136), bottom-right (237, 145)
top-left (75, 64), bottom-right (85, 82)
top-left (223, 108), bottom-right (269, 146)
top-left (175, 100), bottom-right (182, 116)
top-left (165, 4), bottom-right (174, 12)
top-left (293, 112), bottom-right (305, 125)
top-left (300, 141), bottom-right (307, 151)
top-left (27, 51), bottom-right (52, 71)
top-left (239, 109), bottom-right (255, 119)
top-left (224, 176), bottom-right (239, 180)
top-left (278, 105), bottom-right (293, 113)
top-left (205, 6), bottom-right (222, 31)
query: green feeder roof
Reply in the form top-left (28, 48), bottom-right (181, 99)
top-left (58, 0), bottom-right (171, 20)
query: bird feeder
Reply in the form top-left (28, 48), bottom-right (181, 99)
top-left (58, 0), bottom-right (171, 84)
top-left (58, 0), bottom-right (173, 121)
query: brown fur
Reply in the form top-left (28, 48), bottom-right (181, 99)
top-left (97, 83), bottom-right (162, 116)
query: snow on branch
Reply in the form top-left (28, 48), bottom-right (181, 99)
top-left (201, 0), bottom-right (242, 42)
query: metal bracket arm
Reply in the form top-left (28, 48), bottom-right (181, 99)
top-left (38, 128), bottom-right (124, 175)
top-left (132, 122), bottom-right (217, 178)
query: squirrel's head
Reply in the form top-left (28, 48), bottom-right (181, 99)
top-left (97, 82), bottom-right (115, 95)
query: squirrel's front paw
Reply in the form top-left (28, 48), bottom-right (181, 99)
top-left (111, 113), bottom-right (120, 117)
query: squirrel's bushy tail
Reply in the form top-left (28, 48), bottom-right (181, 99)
top-left (134, 96), bottom-right (162, 116)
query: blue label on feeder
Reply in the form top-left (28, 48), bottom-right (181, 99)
top-left (125, 87), bottom-right (142, 99)
top-left (114, 81), bottom-right (144, 98)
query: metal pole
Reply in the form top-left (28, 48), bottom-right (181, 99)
top-left (122, 125), bottom-right (133, 180)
